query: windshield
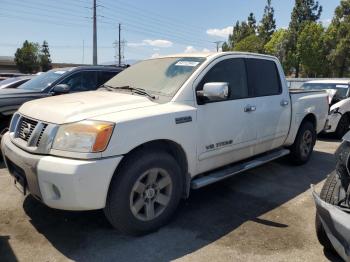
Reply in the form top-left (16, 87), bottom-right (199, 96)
top-left (301, 83), bottom-right (349, 99)
top-left (105, 57), bottom-right (206, 96)
top-left (18, 70), bottom-right (67, 91)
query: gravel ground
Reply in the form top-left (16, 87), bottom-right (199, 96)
top-left (0, 139), bottom-right (344, 262)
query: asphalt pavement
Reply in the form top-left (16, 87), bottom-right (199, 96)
top-left (0, 139), bottom-right (344, 262)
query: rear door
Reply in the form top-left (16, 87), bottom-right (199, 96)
top-left (246, 58), bottom-right (291, 154)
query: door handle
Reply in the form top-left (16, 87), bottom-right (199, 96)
top-left (244, 105), bottom-right (256, 112)
top-left (280, 100), bottom-right (289, 107)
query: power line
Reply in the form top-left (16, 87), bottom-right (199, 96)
top-left (97, 4), bottom-right (210, 43)
top-left (99, 19), bottom-right (209, 49)
top-left (99, 12), bottom-right (210, 45)
top-left (99, 0), bottom-right (205, 33)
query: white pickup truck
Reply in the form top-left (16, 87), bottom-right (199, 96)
top-left (1, 52), bottom-right (329, 235)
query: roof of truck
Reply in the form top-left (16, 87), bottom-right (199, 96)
top-left (159, 51), bottom-right (277, 60)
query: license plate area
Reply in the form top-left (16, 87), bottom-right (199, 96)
top-left (6, 157), bottom-right (27, 195)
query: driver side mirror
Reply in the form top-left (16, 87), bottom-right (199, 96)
top-left (52, 84), bottom-right (70, 94)
top-left (197, 82), bottom-right (229, 102)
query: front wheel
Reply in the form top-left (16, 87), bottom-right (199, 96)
top-left (104, 150), bottom-right (183, 235)
top-left (289, 121), bottom-right (316, 165)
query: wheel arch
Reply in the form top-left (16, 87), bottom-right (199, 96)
top-left (301, 113), bottom-right (317, 130)
top-left (111, 139), bottom-right (191, 199)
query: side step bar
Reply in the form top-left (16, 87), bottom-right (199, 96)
top-left (191, 148), bottom-right (290, 189)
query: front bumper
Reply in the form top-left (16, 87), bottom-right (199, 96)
top-left (1, 132), bottom-right (122, 211)
top-left (323, 113), bottom-right (342, 133)
top-left (312, 188), bottom-right (350, 261)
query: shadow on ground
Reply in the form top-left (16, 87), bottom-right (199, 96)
top-left (21, 150), bottom-right (340, 262)
top-left (0, 236), bottom-right (18, 262)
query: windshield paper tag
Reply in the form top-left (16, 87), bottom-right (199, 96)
top-left (175, 61), bottom-right (200, 67)
top-left (336, 85), bottom-right (348, 88)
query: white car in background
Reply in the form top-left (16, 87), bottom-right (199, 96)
top-left (301, 80), bottom-right (350, 138)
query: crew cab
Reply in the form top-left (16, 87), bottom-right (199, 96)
top-left (302, 80), bottom-right (350, 138)
top-left (1, 52), bottom-right (329, 235)
top-left (0, 66), bottom-right (123, 138)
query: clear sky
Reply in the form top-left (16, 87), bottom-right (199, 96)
top-left (0, 0), bottom-right (341, 64)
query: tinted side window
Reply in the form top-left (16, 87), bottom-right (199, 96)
top-left (98, 71), bottom-right (119, 86)
top-left (80, 71), bottom-right (98, 91)
top-left (59, 72), bottom-right (82, 91)
top-left (198, 58), bottom-right (248, 100)
top-left (246, 59), bottom-right (281, 97)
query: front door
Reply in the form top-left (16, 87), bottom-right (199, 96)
top-left (195, 56), bottom-right (258, 174)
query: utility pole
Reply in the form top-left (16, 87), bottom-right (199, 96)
top-left (114, 23), bottom-right (126, 66)
top-left (213, 41), bottom-right (224, 52)
top-left (118, 23), bottom-right (121, 67)
top-left (93, 0), bottom-right (97, 65)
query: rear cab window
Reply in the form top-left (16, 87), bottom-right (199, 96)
top-left (246, 58), bottom-right (282, 97)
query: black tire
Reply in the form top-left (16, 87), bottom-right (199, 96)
top-left (104, 150), bottom-right (183, 235)
top-left (335, 114), bottom-right (350, 139)
top-left (315, 171), bottom-right (341, 251)
top-left (0, 122), bottom-right (8, 161)
top-left (289, 121), bottom-right (316, 165)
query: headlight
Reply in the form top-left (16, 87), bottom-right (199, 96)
top-left (52, 120), bottom-right (114, 153)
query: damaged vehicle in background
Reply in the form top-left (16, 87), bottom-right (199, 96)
top-left (313, 131), bottom-right (350, 262)
top-left (302, 80), bottom-right (350, 138)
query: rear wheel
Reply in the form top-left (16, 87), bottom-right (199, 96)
top-left (335, 114), bottom-right (350, 139)
top-left (104, 150), bottom-right (183, 235)
top-left (315, 171), bottom-right (341, 251)
top-left (289, 121), bottom-right (316, 165)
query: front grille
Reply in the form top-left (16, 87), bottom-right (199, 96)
top-left (17, 117), bottom-right (38, 142)
top-left (10, 114), bottom-right (57, 154)
top-left (36, 123), bottom-right (48, 146)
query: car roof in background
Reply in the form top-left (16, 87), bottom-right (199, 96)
top-left (306, 80), bottom-right (350, 84)
top-left (51, 65), bottom-right (124, 73)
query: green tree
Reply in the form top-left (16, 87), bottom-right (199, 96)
top-left (225, 14), bottom-right (257, 51)
top-left (248, 13), bottom-right (257, 33)
top-left (40, 41), bottom-right (52, 72)
top-left (297, 22), bottom-right (327, 77)
top-left (325, 0), bottom-right (350, 77)
top-left (258, 0), bottom-right (277, 44)
top-left (264, 29), bottom-right (288, 66)
top-left (286, 0), bottom-right (323, 77)
top-left (14, 40), bottom-right (40, 73)
top-left (234, 34), bottom-right (264, 53)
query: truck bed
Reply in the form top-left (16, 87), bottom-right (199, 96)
top-left (289, 88), bottom-right (327, 94)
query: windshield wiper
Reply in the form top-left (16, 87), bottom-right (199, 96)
top-left (99, 84), bottom-right (116, 91)
top-left (109, 85), bottom-right (157, 100)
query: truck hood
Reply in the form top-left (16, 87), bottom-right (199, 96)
top-left (19, 91), bottom-right (158, 124)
